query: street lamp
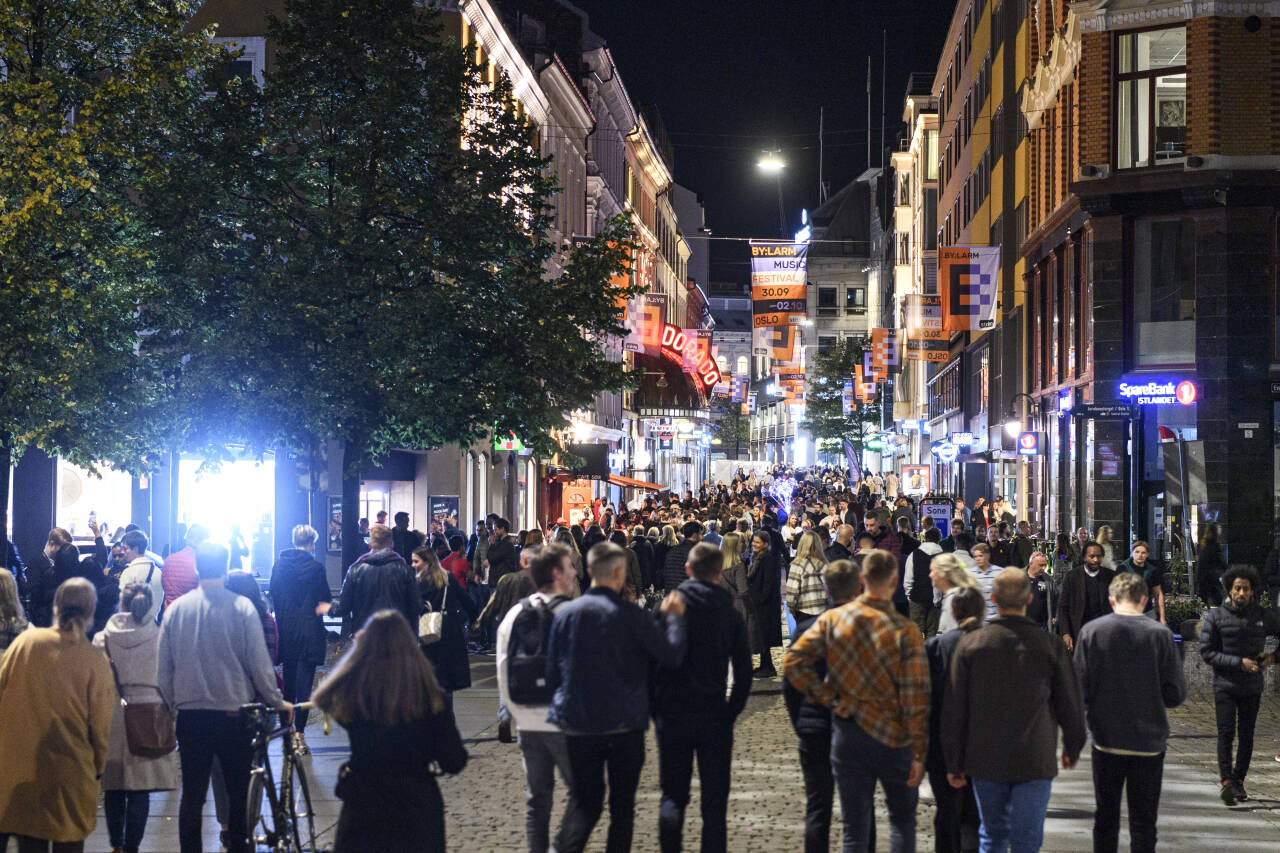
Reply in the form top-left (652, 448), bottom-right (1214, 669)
top-left (1004, 392), bottom-right (1039, 437)
top-left (756, 150), bottom-right (787, 236)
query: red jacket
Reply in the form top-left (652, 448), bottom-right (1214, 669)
top-left (442, 552), bottom-right (470, 589)
top-left (161, 546), bottom-right (198, 607)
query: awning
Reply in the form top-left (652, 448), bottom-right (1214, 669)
top-left (607, 473), bottom-right (666, 492)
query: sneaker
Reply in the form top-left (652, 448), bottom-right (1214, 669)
top-left (293, 732), bottom-right (309, 756)
top-left (1234, 779), bottom-right (1248, 801)
top-left (498, 720), bottom-right (514, 743)
top-left (1220, 781), bottom-right (1236, 806)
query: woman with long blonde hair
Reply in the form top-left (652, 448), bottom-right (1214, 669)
top-left (930, 553), bottom-right (979, 634)
top-left (313, 610), bottom-right (467, 852)
top-left (0, 567), bottom-right (28, 654)
top-left (786, 531), bottom-right (830, 625)
top-left (719, 533), bottom-right (757, 659)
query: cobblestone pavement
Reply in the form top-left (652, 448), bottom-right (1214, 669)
top-left (75, 643), bottom-right (1280, 851)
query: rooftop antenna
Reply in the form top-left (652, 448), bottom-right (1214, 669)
top-left (819, 107), bottom-right (828, 202)
top-left (866, 55), bottom-right (871, 170)
top-left (880, 29), bottom-right (887, 169)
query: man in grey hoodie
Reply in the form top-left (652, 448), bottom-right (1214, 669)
top-left (1075, 572), bottom-right (1186, 853)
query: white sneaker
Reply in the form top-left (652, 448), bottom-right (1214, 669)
top-left (293, 731), bottom-right (309, 755)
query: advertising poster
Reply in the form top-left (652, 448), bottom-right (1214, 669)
top-left (842, 379), bottom-right (854, 416)
top-left (921, 497), bottom-right (952, 539)
top-left (429, 496), bottom-right (460, 530)
top-left (732, 375), bottom-right (748, 402)
top-left (902, 465), bottom-right (930, 497)
top-left (561, 479), bottom-right (595, 526)
top-left (940, 246), bottom-right (999, 331)
top-left (872, 328), bottom-right (899, 374)
top-left (327, 496), bottom-right (343, 554)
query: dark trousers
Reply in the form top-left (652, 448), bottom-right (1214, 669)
top-left (926, 767), bottom-right (978, 853)
top-left (1091, 747), bottom-right (1164, 853)
top-left (13, 840), bottom-right (83, 853)
top-left (796, 729), bottom-right (834, 853)
top-left (831, 717), bottom-right (916, 853)
top-left (655, 714), bottom-right (733, 853)
top-left (556, 730), bottom-right (646, 853)
top-left (280, 658), bottom-right (319, 733)
top-left (1214, 688), bottom-right (1262, 782)
top-left (176, 709), bottom-right (254, 853)
top-left (103, 789), bottom-right (151, 852)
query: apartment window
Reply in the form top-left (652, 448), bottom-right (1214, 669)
top-left (924, 188), bottom-right (938, 249)
top-left (818, 335), bottom-right (837, 353)
top-left (1115, 26), bottom-right (1187, 168)
top-left (211, 36), bottom-right (266, 88)
top-left (846, 287), bottom-right (866, 314)
top-left (818, 286), bottom-right (838, 317)
top-left (1133, 218), bottom-right (1195, 365)
top-left (926, 129), bottom-right (939, 180)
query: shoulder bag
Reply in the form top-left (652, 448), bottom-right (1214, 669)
top-left (103, 633), bottom-right (177, 758)
top-left (418, 579), bottom-right (448, 644)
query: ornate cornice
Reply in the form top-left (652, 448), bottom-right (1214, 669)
top-left (1071, 0), bottom-right (1280, 34)
top-left (1021, 10), bottom-right (1083, 131)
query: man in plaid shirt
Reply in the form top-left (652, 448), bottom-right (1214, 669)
top-left (784, 549), bottom-right (929, 852)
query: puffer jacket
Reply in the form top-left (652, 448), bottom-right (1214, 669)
top-left (1199, 598), bottom-right (1280, 693)
top-left (336, 549), bottom-right (421, 635)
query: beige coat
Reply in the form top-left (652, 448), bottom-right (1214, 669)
top-left (0, 626), bottom-right (116, 842)
top-left (94, 613), bottom-right (179, 791)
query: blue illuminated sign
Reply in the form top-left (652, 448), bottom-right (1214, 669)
top-left (1118, 376), bottom-right (1197, 406)
top-left (1017, 431), bottom-right (1042, 456)
top-left (931, 440), bottom-right (958, 463)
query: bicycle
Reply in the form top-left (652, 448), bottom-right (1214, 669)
top-left (242, 701), bottom-right (322, 852)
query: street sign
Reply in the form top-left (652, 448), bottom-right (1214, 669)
top-left (1071, 403), bottom-right (1138, 420)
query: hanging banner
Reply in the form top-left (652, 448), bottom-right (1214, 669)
top-left (630, 293), bottom-right (666, 353)
top-left (751, 325), bottom-right (771, 356)
top-left (731, 375), bottom-right (748, 402)
top-left (940, 246), bottom-right (999, 331)
top-left (905, 294), bottom-right (943, 332)
top-left (682, 329), bottom-right (712, 375)
top-left (842, 379), bottom-right (855, 416)
top-left (750, 241), bottom-right (809, 328)
top-left (906, 332), bottom-right (950, 362)
top-left (872, 328), bottom-right (899, 375)
top-left (863, 350), bottom-right (883, 383)
top-left (747, 391), bottom-right (758, 414)
top-left (767, 324), bottom-right (796, 364)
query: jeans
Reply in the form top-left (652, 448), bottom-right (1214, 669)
top-left (830, 717), bottom-right (917, 853)
top-left (1091, 748), bottom-right (1164, 853)
top-left (519, 730), bottom-right (573, 853)
top-left (796, 729), bottom-right (834, 853)
top-left (103, 789), bottom-right (151, 852)
top-left (970, 777), bottom-right (1053, 853)
top-left (176, 710), bottom-right (254, 853)
top-left (1214, 688), bottom-right (1262, 782)
top-left (556, 730), bottom-right (646, 853)
top-left (655, 714), bottom-right (734, 853)
top-left (280, 658), bottom-right (319, 733)
top-left (927, 768), bottom-right (979, 853)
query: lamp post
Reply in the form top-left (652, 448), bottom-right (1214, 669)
top-left (1003, 392), bottom-right (1044, 533)
top-left (757, 150), bottom-right (787, 236)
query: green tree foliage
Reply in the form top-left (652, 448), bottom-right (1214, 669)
top-left (802, 337), bottom-right (882, 459)
top-left (158, 0), bottom-right (636, 561)
top-left (0, 0), bottom-right (230, 542)
top-left (710, 399), bottom-right (751, 459)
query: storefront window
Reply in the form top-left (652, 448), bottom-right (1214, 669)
top-left (56, 462), bottom-right (133, 540)
top-left (1115, 27), bottom-right (1186, 169)
top-left (1134, 218), bottom-right (1195, 365)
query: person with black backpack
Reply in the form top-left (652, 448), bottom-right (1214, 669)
top-left (495, 543), bottom-right (580, 853)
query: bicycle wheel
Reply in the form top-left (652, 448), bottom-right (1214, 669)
top-left (245, 768), bottom-right (269, 849)
top-left (287, 758), bottom-right (319, 852)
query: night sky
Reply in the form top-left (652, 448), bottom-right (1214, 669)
top-left (569, 0), bottom-right (956, 284)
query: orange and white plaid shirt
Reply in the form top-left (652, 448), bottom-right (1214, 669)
top-left (783, 594), bottom-right (929, 762)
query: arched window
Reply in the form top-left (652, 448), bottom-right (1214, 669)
top-left (735, 355), bottom-right (749, 377)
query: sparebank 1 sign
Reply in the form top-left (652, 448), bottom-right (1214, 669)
top-left (1117, 376), bottom-right (1197, 406)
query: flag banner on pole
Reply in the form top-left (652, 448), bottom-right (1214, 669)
top-left (637, 293), bottom-right (667, 353)
top-left (844, 437), bottom-right (863, 484)
top-left (752, 325), bottom-right (771, 356)
top-left (748, 391), bottom-right (757, 413)
top-left (731, 375), bottom-right (748, 402)
top-left (872, 328), bottom-right (899, 375)
top-left (682, 329), bottom-right (711, 374)
top-left (905, 294), bottom-right (943, 332)
top-left (905, 330), bottom-right (950, 362)
top-left (750, 241), bottom-right (809, 328)
top-left (940, 246), bottom-right (999, 331)
top-left (622, 297), bottom-right (643, 352)
top-left (842, 379), bottom-right (854, 416)
top-left (767, 324), bottom-right (796, 363)
top-left (863, 350), bottom-right (881, 383)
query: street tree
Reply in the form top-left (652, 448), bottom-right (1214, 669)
top-left (164, 0), bottom-right (636, 567)
top-left (802, 337), bottom-right (882, 466)
top-left (0, 0), bottom-right (231, 547)
top-left (711, 399), bottom-right (752, 460)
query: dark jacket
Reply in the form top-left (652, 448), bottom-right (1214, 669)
top-left (336, 549), bottom-right (421, 635)
top-left (942, 615), bottom-right (1086, 782)
top-left (1199, 598), bottom-right (1280, 694)
top-left (1010, 535), bottom-right (1035, 568)
top-left (31, 543), bottom-right (99, 627)
top-left (419, 572), bottom-right (480, 691)
top-left (486, 536), bottom-right (518, 586)
top-left (651, 579), bottom-right (751, 721)
top-left (630, 537), bottom-right (656, 590)
top-left (1026, 572), bottom-right (1057, 631)
top-left (747, 546), bottom-right (783, 648)
top-left (1195, 543), bottom-right (1227, 603)
top-left (270, 548), bottom-right (333, 665)
top-left (907, 546), bottom-right (937, 605)
top-left (334, 709), bottom-right (467, 853)
top-left (925, 627), bottom-right (968, 773)
top-left (662, 540), bottom-right (697, 592)
top-left (824, 541), bottom-right (853, 564)
top-left (1056, 566), bottom-right (1116, 640)
top-left (784, 612), bottom-right (830, 737)
top-left (546, 586), bottom-right (685, 734)
top-left (1076, 613), bottom-right (1186, 753)
top-left (391, 526), bottom-right (423, 564)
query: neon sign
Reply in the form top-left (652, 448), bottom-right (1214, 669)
top-left (1017, 431), bottom-right (1041, 456)
top-left (1118, 377), bottom-right (1197, 406)
top-left (660, 324), bottom-right (721, 392)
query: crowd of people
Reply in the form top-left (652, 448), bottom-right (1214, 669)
top-left (0, 463), bottom-right (1278, 852)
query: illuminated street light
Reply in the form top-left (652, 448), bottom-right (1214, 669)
top-left (756, 151), bottom-right (786, 173)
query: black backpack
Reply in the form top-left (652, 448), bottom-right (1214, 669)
top-left (506, 595), bottom-right (564, 705)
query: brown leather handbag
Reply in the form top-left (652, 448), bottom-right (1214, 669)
top-left (104, 634), bottom-right (177, 758)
